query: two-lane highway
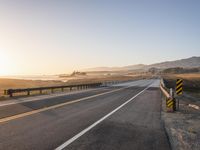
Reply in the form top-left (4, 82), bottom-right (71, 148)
top-left (0, 79), bottom-right (171, 150)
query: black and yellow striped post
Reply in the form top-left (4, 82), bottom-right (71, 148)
top-left (176, 79), bottom-right (183, 95)
top-left (166, 97), bottom-right (174, 112)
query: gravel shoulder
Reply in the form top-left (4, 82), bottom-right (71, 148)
top-left (161, 93), bottom-right (200, 150)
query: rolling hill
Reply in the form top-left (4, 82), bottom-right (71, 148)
top-left (82, 56), bottom-right (200, 72)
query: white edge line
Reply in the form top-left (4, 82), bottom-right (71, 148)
top-left (55, 85), bottom-right (151, 150)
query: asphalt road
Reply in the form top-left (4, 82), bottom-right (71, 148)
top-left (0, 79), bottom-right (171, 150)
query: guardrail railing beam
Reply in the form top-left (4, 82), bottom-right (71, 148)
top-left (4, 83), bottom-right (102, 97)
top-left (160, 79), bottom-right (176, 112)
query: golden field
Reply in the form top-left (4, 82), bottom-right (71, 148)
top-left (0, 74), bottom-right (150, 99)
top-left (0, 78), bottom-right (64, 99)
top-left (162, 73), bottom-right (200, 98)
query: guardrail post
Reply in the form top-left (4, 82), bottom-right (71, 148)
top-left (160, 81), bottom-right (175, 113)
top-left (177, 98), bottom-right (179, 111)
top-left (170, 88), bottom-right (176, 111)
top-left (3, 82), bottom-right (102, 97)
top-left (4, 90), bottom-right (7, 95)
top-left (27, 90), bottom-right (30, 96)
top-left (166, 97), bottom-right (173, 112)
top-left (8, 90), bottom-right (13, 97)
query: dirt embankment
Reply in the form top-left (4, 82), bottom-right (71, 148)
top-left (161, 95), bottom-right (200, 150)
top-left (162, 73), bottom-right (200, 150)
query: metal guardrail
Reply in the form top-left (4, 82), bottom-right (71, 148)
top-left (3, 79), bottom-right (135, 97)
top-left (160, 80), bottom-right (170, 99)
top-left (160, 78), bottom-right (177, 112)
top-left (4, 83), bottom-right (102, 97)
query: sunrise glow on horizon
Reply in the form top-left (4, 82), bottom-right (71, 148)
top-left (0, 0), bottom-right (200, 76)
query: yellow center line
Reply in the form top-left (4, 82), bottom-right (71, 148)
top-left (0, 86), bottom-right (132, 123)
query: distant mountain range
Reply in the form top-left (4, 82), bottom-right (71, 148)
top-left (83, 56), bottom-right (200, 72)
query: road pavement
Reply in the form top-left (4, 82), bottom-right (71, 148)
top-left (0, 79), bottom-right (171, 150)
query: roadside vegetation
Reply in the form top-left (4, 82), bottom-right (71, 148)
top-left (0, 73), bottom-right (152, 99)
top-left (162, 73), bottom-right (200, 98)
top-left (0, 78), bottom-right (64, 99)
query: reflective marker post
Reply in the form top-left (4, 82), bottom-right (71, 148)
top-left (165, 88), bottom-right (175, 112)
top-left (176, 79), bottom-right (183, 95)
top-left (175, 79), bottom-right (183, 111)
top-left (170, 88), bottom-right (176, 111)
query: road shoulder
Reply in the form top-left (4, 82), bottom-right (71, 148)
top-left (161, 94), bottom-right (200, 150)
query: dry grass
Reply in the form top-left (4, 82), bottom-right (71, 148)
top-left (0, 78), bottom-right (64, 97)
top-left (172, 73), bottom-right (200, 79)
top-left (162, 73), bottom-right (200, 98)
top-left (67, 74), bottom-right (149, 84)
top-left (0, 74), bottom-right (151, 99)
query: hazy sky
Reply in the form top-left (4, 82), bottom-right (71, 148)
top-left (0, 0), bottom-right (200, 75)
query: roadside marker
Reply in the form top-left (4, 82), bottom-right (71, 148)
top-left (176, 79), bottom-right (183, 95)
top-left (166, 98), bottom-right (173, 108)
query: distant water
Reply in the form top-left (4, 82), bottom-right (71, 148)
top-left (0, 75), bottom-right (65, 81)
